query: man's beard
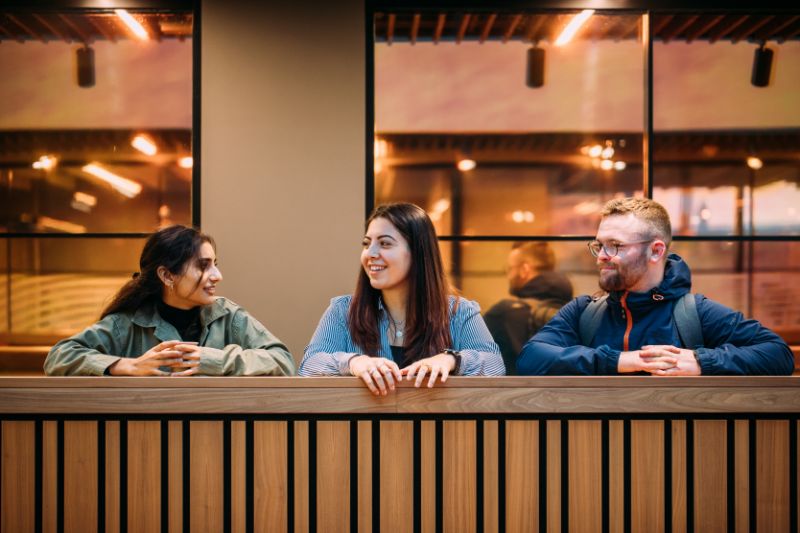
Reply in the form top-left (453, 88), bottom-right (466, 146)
top-left (598, 251), bottom-right (649, 292)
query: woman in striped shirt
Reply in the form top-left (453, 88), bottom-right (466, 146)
top-left (299, 203), bottom-right (504, 395)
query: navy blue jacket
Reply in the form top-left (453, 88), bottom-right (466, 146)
top-left (517, 254), bottom-right (794, 375)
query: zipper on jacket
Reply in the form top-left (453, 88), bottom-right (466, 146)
top-left (621, 291), bottom-right (633, 351)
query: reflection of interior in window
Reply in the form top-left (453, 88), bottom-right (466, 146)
top-left (0, 10), bottom-right (193, 234)
top-left (374, 11), bottom-right (645, 237)
top-left (373, 10), bottom-right (800, 335)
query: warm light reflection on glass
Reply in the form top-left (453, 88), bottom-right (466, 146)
top-left (32, 155), bottom-right (57, 170)
top-left (600, 159), bottom-right (614, 170)
top-left (747, 156), bottom-right (763, 170)
top-left (115, 9), bottom-right (149, 40)
top-left (82, 163), bottom-right (142, 198)
top-left (73, 191), bottom-right (97, 207)
top-left (457, 158), bottom-right (476, 171)
top-left (131, 135), bottom-right (157, 156)
top-left (178, 156), bottom-right (193, 169)
top-left (555, 10), bottom-right (595, 46)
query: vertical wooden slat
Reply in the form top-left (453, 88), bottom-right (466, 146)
top-left (547, 420), bottom-right (561, 533)
top-left (569, 420), bottom-right (602, 533)
top-left (254, 422), bottom-right (287, 532)
top-left (505, 420), bottom-right (538, 532)
top-left (609, 420), bottom-right (624, 533)
top-left (167, 421), bottom-right (183, 533)
top-left (757, 420), bottom-right (789, 532)
top-left (104, 421), bottom-right (120, 533)
top-left (190, 421), bottom-right (223, 533)
top-left (694, 420), bottom-right (727, 532)
top-left (230, 421), bottom-right (245, 533)
top-left (630, 420), bottom-right (664, 533)
top-left (670, 420), bottom-right (687, 533)
top-left (64, 421), bottom-right (98, 533)
top-left (483, 420), bottom-right (499, 533)
top-left (421, 420), bottom-right (437, 533)
top-left (127, 421), bottom-right (160, 533)
top-left (316, 421), bottom-right (349, 532)
top-left (380, 421), bottom-right (413, 533)
top-left (734, 420), bottom-right (749, 533)
top-left (1, 421), bottom-right (35, 533)
top-left (294, 420), bottom-right (309, 533)
top-left (42, 421), bottom-right (58, 533)
top-left (357, 421), bottom-right (372, 533)
top-left (443, 420), bottom-right (476, 533)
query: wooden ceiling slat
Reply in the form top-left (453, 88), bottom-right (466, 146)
top-left (502, 14), bottom-right (522, 43)
top-left (661, 15), bottom-right (699, 43)
top-left (434, 13), bottom-right (446, 44)
top-left (754, 15), bottom-right (799, 42)
top-left (58, 14), bottom-right (91, 44)
top-left (8, 15), bottom-right (44, 43)
top-left (32, 14), bottom-right (69, 42)
top-left (387, 13), bottom-right (395, 45)
top-left (708, 15), bottom-right (748, 43)
top-left (782, 20), bottom-right (800, 42)
top-left (525, 14), bottom-right (546, 43)
top-left (621, 18), bottom-right (641, 40)
top-left (86, 15), bottom-right (116, 42)
top-left (731, 15), bottom-right (773, 44)
top-left (685, 14), bottom-right (725, 43)
top-left (479, 13), bottom-right (496, 43)
top-left (410, 13), bottom-right (420, 44)
top-left (651, 15), bottom-right (674, 36)
top-left (456, 13), bottom-right (471, 44)
top-left (0, 20), bottom-right (21, 42)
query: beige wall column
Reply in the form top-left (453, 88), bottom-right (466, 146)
top-left (201, 1), bottom-right (365, 361)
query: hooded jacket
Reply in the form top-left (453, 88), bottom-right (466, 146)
top-left (517, 254), bottom-right (793, 375)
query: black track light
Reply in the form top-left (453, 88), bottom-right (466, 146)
top-left (526, 46), bottom-right (545, 88)
top-left (76, 45), bottom-right (95, 88)
top-left (751, 44), bottom-right (773, 88)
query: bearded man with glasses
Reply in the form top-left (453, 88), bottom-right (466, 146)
top-left (517, 197), bottom-right (793, 376)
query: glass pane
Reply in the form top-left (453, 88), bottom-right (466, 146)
top-left (652, 12), bottom-right (800, 236)
top-left (443, 239), bottom-right (800, 338)
top-left (374, 11), bottom-right (645, 236)
top-left (4, 237), bottom-right (145, 340)
top-left (0, 10), bottom-right (193, 233)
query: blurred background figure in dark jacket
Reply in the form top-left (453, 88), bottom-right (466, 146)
top-left (483, 241), bottom-right (573, 374)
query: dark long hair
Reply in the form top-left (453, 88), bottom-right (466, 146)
top-left (348, 203), bottom-right (454, 361)
top-left (101, 225), bottom-right (214, 318)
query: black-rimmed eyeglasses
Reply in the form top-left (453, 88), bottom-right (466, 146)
top-left (587, 239), bottom-right (653, 258)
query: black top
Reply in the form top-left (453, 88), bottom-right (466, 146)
top-left (157, 300), bottom-right (202, 342)
top-left (390, 345), bottom-right (407, 368)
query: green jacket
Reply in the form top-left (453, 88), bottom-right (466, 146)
top-left (44, 297), bottom-right (296, 376)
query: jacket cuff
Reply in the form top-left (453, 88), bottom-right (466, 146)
top-left (694, 347), bottom-right (712, 375)
top-left (198, 348), bottom-right (226, 376)
top-left (602, 348), bottom-right (622, 375)
top-left (92, 354), bottom-right (123, 376)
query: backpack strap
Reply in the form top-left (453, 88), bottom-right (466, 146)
top-left (578, 294), bottom-right (608, 346)
top-left (673, 293), bottom-right (704, 349)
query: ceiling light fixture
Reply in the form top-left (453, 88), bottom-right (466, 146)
top-left (32, 155), bottom-right (58, 170)
top-left (746, 156), bottom-right (763, 170)
top-left (457, 158), bottom-right (476, 172)
top-left (115, 9), bottom-right (149, 40)
top-left (82, 163), bottom-right (142, 198)
top-left (554, 10), bottom-right (594, 46)
top-left (131, 135), bottom-right (157, 156)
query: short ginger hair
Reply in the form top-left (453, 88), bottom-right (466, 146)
top-left (600, 197), bottom-right (672, 247)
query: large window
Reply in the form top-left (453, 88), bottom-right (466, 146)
top-left (0, 6), bottom-right (194, 342)
top-left (372, 8), bottom-right (800, 340)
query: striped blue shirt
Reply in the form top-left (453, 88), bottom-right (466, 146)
top-left (299, 295), bottom-right (505, 376)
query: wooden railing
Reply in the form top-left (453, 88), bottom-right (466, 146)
top-left (1, 377), bottom-right (798, 532)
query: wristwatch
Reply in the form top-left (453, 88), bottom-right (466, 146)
top-left (444, 349), bottom-right (462, 375)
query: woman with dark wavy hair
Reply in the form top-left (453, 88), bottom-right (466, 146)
top-left (300, 203), bottom-right (503, 395)
top-left (44, 225), bottom-right (295, 377)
